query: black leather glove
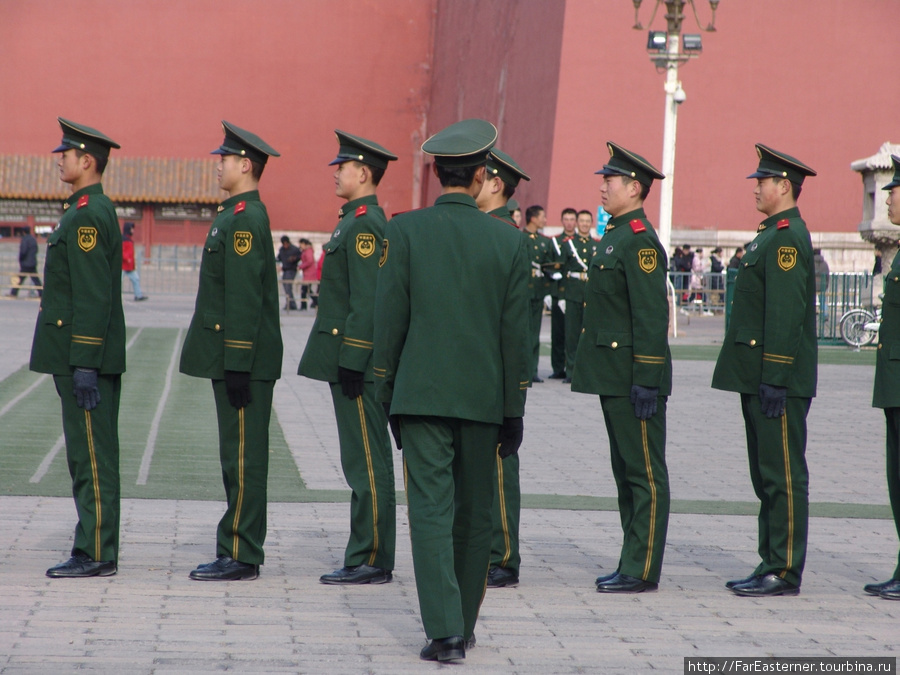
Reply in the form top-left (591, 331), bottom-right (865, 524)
top-left (497, 417), bottom-right (524, 458)
top-left (630, 385), bottom-right (659, 420)
top-left (759, 383), bottom-right (787, 418)
top-left (338, 366), bottom-right (365, 400)
top-left (224, 370), bottom-right (251, 409)
top-left (73, 367), bottom-right (100, 411)
top-left (382, 402), bottom-right (401, 449)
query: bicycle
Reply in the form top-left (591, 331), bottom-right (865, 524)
top-left (839, 306), bottom-right (881, 349)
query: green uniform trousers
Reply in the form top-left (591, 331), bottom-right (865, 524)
top-left (329, 382), bottom-right (396, 571)
top-left (564, 298), bottom-right (585, 376)
top-left (54, 374), bottom-right (121, 563)
top-left (885, 409), bottom-right (900, 579)
top-left (740, 394), bottom-right (810, 587)
top-left (212, 379), bottom-right (274, 566)
top-left (529, 298), bottom-right (544, 379)
top-left (401, 415), bottom-right (498, 641)
top-left (550, 299), bottom-right (566, 376)
top-left (490, 451), bottom-right (520, 574)
top-left (600, 395), bottom-right (669, 583)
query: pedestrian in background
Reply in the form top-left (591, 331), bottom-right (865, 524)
top-left (10, 227), bottom-right (41, 297)
top-left (121, 222), bottom-right (148, 301)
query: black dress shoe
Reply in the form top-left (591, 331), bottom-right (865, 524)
top-left (595, 570), bottom-right (619, 586)
top-left (548, 372), bottom-right (567, 380)
top-left (420, 636), bottom-right (465, 662)
top-left (730, 573), bottom-right (798, 597)
top-left (320, 564), bottom-right (392, 585)
top-left (532, 376), bottom-right (544, 383)
top-left (596, 572), bottom-right (657, 593)
top-left (725, 573), bottom-right (759, 590)
top-left (879, 582), bottom-right (900, 600)
top-left (465, 634), bottom-right (476, 650)
top-left (864, 578), bottom-right (900, 596)
top-left (189, 556), bottom-right (258, 581)
top-left (486, 565), bottom-right (519, 588)
top-left (46, 553), bottom-right (116, 578)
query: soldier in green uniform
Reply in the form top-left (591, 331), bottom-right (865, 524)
top-left (562, 210), bottom-right (600, 383)
top-left (712, 144), bottom-right (817, 597)
top-left (180, 121), bottom-right (283, 581)
top-left (374, 119), bottom-right (531, 661)
top-left (299, 130), bottom-right (397, 586)
top-left (476, 148), bottom-right (530, 589)
top-left (866, 154), bottom-right (900, 600)
top-left (548, 208), bottom-right (577, 379)
top-left (34, 118), bottom-right (124, 578)
top-left (571, 142), bottom-right (670, 593)
top-left (523, 205), bottom-right (553, 382)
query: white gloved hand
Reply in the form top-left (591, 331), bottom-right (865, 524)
top-left (559, 299), bottom-right (566, 314)
top-left (551, 272), bottom-right (563, 281)
top-left (543, 295), bottom-right (552, 311)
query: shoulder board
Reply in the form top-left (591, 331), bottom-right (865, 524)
top-left (234, 201), bottom-right (246, 215)
top-left (392, 208), bottom-right (419, 218)
top-left (77, 195), bottom-right (89, 209)
top-left (489, 214), bottom-right (517, 227)
top-left (777, 219), bottom-right (790, 229)
top-left (355, 204), bottom-right (367, 217)
top-left (629, 219), bottom-right (646, 234)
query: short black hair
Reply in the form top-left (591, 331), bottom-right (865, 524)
top-left (561, 207), bottom-right (577, 219)
top-left (501, 182), bottom-right (515, 200)
top-left (526, 205), bottom-right (545, 224)
top-left (638, 182), bottom-right (650, 201)
top-left (250, 159), bottom-right (266, 181)
top-left (75, 149), bottom-right (108, 176)
top-left (435, 163), bottom-right (479, 188)
top-left (577, 209), bottom-right (593, 220)
top-left (368, 164), bottom-right (385, 187)
top-left (281, 235), bottom-right (291, 244)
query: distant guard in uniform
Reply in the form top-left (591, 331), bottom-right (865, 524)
top-left (571, 142), bottom-right (670, 593)
top-left (33, 118), bottom-right (125, 578)
top-left (374, 119), bottom-right (531, 661)
top-left (476, 148), bottom-right (530, 589)
top-left (712, 144), bottom-right (817, 597)
top-left (523, 205), bottom-right (553, 382)
top-left (299, 130), bottom-right (398, 586)
top-left (562, 210), bottom-right (600, 383)
top-left (180, 121), bottom-right (283, 581)
top-left (548, 208), bottom-right (577, 379)
top-left (867, 154), bottom-right (900, 600)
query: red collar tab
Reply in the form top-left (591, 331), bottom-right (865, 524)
top-left (355, 204), bottom-right (367, 217)
top-left (76, 194), bottom-right (89, 209)
top-left (777, 219), bottom-right (790, 229)
top-left (563, 236), bottom-right (573, 242)
top-left (234, 201), bottom-right (246, 215)
top-left (629, 219), bottom-right (646, 234)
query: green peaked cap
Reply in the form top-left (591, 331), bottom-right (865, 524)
top-left (329, 130), bottom-right (397, 170)
top-left (52, 117), bottom-right (120, 159)
top-left (211, 121), bottom-right (280, 165)
top-left (422, 119), bottom-right (497, 167)
top-left (882, 155), bottom-right (900, 191)
top-left (595, 141), bottom-right (664, 187)
top-left (486, 148), bottom-right (530, 188)
top-left (747, 143), bottom-right (816, 185)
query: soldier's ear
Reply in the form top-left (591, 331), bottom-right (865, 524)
top-left (359, 164), bottom-right (370, 185)
top-left (240, 157), bottom-right (253, 175)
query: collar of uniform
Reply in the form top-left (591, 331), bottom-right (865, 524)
top-left (339, 194), bottom-right (379, 218)
top-left (758, 206), bottom-right (801, 231)
top-left (218, 189), bottom-right (260, 212)
top-left (488, 205), bottom-right (515, 225)
top-left (64, 182), bottom-right (105, 208)
top-left (605, 207), bottom-right (646, 231)
top-left (434, 192), bottom-right (478, 209)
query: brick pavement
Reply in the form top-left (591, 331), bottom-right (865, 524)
top-left (1, 297), bottom-right (897, 673)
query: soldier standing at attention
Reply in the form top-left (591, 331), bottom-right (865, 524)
top-left (712, 144), bottom-right (817, 597)
top-left (523, 205), bottom-right (552, 382)
top-left (476, 148), bottom-right (530, 589)
top-left (562, 209), bottom-right (600, 383)
top-left (180, 121), bottom-right (282, 581)
top-left (866, 154), bottom-right (900, 600)
top-left (374, 119), bottom-right (531, 661)
top-left (299, 130), bottom-right (397, 586)
top-left (547, 208), bottom-right (577, 380)
top-left (571, 142), bottom-right (670, 593)
top-left (34, 118), bottom-right (124, 578)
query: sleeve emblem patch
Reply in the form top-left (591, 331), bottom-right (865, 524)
top-left (77, 227), bottom-right (97, 252)
top-left (639, 248), bottom-right (657, 273)
top-left (379, 238), bottom-right (389, 267)
top-left (777, 246), bottom-right (797, 271)
top-left (356, 232), bottom-right (376, 258)
top-left (234, 231), bottom-right (252, 256)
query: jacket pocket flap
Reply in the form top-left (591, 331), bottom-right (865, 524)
top-left (735, 328), bottom-right (762, 347)
top-left (44, 309), bottom-right (73, 327)
top-left (594, 331), bottom-right (632, 349)
top-left (317, 317), bottom-right (345, 336)
top-left (203, 313), bottom-right (224, 332)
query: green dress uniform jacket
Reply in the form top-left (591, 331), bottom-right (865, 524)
top-left (873, 250), bottom-right (900, 579)
top-left (571, 207), bottom-right (671, 583)
top-left (562, 234), bottom-right (600, 376)
top-left (180, 189), bottom-right (283, 565)
top-left (712, 206), bottom-right (816, 587)
top-left (299, 194), bottom-right (395, 571)
top-left (549, 233), bottom-right (568, 375)
top-left (30, 183), bottom-right (125, 563)
top-left (525, 231), bottom-right (552, 379)
top-left (374, 192), bottom-right (531, 641)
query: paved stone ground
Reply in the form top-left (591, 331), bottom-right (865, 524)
top-left (1, 295), bottom-right (898, 673)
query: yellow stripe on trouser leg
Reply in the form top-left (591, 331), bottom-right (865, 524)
top-left (84, 410), bottom-right (102, 560)
top-left (232, 407), bottom-right (245, 559)
top-left (640, 419), bottom-right (657, 580)
top-left (780, 412), bottom-right (794, 578)
top-left (357, 396), bottom-right (380, 565)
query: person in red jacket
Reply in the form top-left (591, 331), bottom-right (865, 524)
top-left (122, 222), bottom-right (148, 301)
top-left (298, 238), bottom-right (316, 310)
